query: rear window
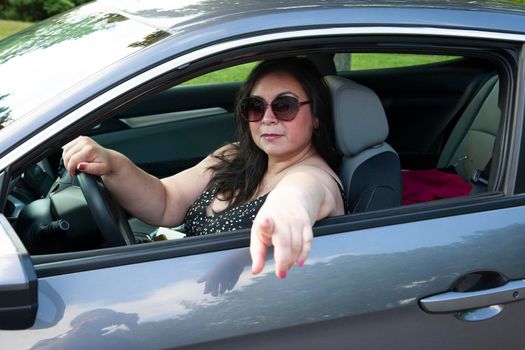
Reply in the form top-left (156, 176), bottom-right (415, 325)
top-left (334, 53), bottom-right (460, 72)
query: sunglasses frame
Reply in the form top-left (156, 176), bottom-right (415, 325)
top-left (239, 95), bottom-right (310, 122)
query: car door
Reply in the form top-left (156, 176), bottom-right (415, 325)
top-left (2, 196), bottom-right (525, 349)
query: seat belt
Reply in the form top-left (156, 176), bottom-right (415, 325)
top-left (472, 158), bottom-right (491, 187)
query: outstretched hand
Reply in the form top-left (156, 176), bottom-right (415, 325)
top-left (250, 205), bottom-right (313, 279)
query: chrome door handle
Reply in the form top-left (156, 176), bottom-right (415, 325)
top-left (420, 279), bottom-right (525, 313)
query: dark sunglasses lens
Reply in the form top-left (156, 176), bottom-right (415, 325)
top-left (272, 96), bottom-right (299, 121)
top-left (241, 98), bottom-right (265, 121)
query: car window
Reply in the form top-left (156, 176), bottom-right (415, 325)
top-left (3, 49), bottom-right (505, 258)
top-left (182, 62), bottom-right (258, 85)
top-left (334, 53), bottom-right (460, 72)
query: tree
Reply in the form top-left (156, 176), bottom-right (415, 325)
top-left (0, 0), bottom-right (92, 22)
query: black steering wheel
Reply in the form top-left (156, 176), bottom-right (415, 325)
top-left (77, 172), bottom-right (136, 246)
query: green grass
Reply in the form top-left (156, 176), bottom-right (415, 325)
top-left (0, 19), bottom-right (32, 39)
top-left (183, 54), bottom-right (458, 85)
top-left (349, 53), bottom-right (458, 70)
top-left (183, 62), bottom-right (258, 85)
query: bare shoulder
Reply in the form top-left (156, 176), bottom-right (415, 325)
top-left (285, 157), bottom-right (341, 188)
top-left (282, 158), bottom-right (345, 216)
top-left (211, 143), bottom-right (239, 160)
top-left (197, 143), bottom-right (240, 170)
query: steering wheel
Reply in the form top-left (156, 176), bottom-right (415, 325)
top-left (76, 172), bottom-right (136, 246)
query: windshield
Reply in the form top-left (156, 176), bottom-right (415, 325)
top-left (0, 2), bottom-right (169, 129)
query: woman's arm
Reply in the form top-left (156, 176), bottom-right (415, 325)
top-left (250, 165), bottom-right (344, 278)
top-left (62, 136), bottom-right (228, 227)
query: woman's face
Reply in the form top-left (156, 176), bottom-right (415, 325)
top-left (248, 71), bottom-right (318, 161)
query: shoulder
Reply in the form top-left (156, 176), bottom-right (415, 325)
top-left (284, 158), bottom-right (341, 189)
top-left (278, 159), bottom-right (346, 217)
top-left (211, 143), bottom-right (239, 160)
top-left (199, 143), bottom-right (240, 169)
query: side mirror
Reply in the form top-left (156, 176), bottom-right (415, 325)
top-left (0, 214), bottom-right (37, 329)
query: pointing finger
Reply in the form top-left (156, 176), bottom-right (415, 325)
top-left (272, 226), bottom-right (291, 278)
top-left (297, 225), bottom-right (313, 268)
top-left (250, 217), bottom-right (273, 275)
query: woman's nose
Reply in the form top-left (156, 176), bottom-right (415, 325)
top-left (261, 105), bottom-right (278, 124)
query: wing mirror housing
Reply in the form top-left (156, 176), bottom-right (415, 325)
top-left (0, 214), bottom-right (37, 329)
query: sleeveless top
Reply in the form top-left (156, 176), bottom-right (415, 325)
top-left (183, 179), bottom-right (348, 237)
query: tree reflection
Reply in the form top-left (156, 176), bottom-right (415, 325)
top-left (0, 8), bottom-right (128, 65)
top-left (31, 309), bottom-right (142, 350)
top-left (27, 221), bottom-right (525, 348)
top-left (127, 222), bottom-right (525, 348)
top-left (129, 31), bottom-right (170, 48)
top-left (0, 94), bottom-right (12, 128)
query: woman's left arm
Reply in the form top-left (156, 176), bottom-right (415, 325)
top-left (250, 166), bottom-right (344, 278)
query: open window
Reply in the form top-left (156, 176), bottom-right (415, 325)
top-left (1, 37), bottom-right (516, 261)
top-left (335, 52), bottom-right (504, 204)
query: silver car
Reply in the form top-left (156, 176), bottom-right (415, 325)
top-left (2, 0), bottom-right (525, 348)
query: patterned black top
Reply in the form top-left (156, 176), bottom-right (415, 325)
top-left (183, 186), bottom-right (268, 236)
top-left (183, 177), bottom-right (349, 236)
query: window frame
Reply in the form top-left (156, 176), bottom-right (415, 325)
top-left (1, 29), bottom-right (523, 277)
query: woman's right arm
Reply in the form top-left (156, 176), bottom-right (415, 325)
top-left (62, 136), bottom-right (222, 227)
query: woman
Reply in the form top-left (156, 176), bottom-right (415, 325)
top-left (63, 57), bottom-right (346, 278)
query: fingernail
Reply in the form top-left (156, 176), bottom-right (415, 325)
top-left (297, 259), bottom-right (304, 267)
top-left (77, 163), bottom-right (86, 171)
top-left (278, 271), bottom-right (287, 279)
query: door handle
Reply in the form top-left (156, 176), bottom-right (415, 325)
top-left (420, 279), bottom-right (525, 313)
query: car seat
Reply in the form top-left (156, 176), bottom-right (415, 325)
top-left (325, 76), bottom-right (402, 213)
top-left (437, 75), bottom-right (500, 190)
top-left (401, 74), bottom-right (500, 205)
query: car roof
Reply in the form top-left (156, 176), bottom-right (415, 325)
top-left (101, 0), bottom-right (525, 35)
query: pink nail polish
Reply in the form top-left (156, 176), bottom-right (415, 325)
top-left (278, 271), bottom-right (287, 279)
top-left (77, 163), bottom-right (86, 171)
top-left (297, 259), bottom-right (304, 267)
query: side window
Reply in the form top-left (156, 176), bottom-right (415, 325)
top-left (3, 51), bottom-right (505, 259)
top-left (182, 62), bottom-right (257, 85)
top-left (337, 53), bottom-right (500, 206)
top-left (334, 53), bottom-right (460, 72)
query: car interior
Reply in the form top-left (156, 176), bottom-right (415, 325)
top-left (2, 46), bottom-right (507, 257)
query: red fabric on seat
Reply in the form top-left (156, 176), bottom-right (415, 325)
top-left (402, 169), bottom-right (472, 205)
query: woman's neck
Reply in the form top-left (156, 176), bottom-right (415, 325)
top-left (266, 143), bottom-right (317, 176)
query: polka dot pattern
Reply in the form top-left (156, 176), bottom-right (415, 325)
top-left (183, 186), bottom-right (268, 236)
top-left (183, 179), bottom-right (348, 237)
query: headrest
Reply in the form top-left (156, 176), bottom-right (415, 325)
top-left (325, 75), bottom-right (389, 156)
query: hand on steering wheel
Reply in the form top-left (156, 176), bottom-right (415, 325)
top-left (77, 172), bottom-right (135, 246)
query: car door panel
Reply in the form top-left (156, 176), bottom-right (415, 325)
top-left (89, 83), bottom-right (240, 177)
top-left (3, 201), bottom-right (525, 349)
top-left (92, 112), bottom-right (235, 178)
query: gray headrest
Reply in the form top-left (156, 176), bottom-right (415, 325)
top-left (325, 76), bottom-right (389, 156)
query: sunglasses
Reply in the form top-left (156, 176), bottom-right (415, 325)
top-left (239, 95), bottom-right (310, 122)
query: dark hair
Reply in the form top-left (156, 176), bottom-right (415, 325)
top-left (210, 57), bottom-right (339, 209)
